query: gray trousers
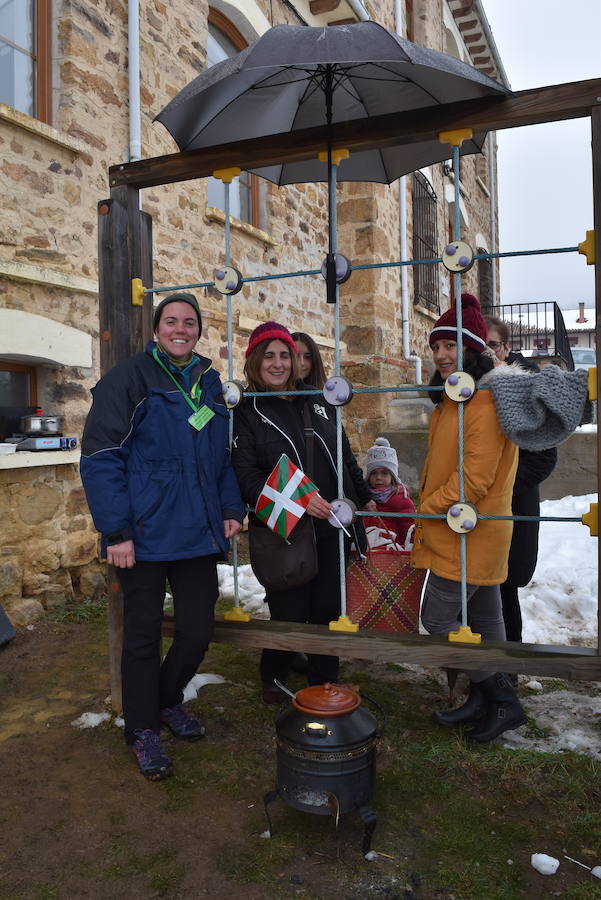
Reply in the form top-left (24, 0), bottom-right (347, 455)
top-left (421, 572), bottom-right (506, 683)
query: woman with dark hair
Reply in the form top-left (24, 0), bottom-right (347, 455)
top-left (291, 331), bottom-right (328, 389)
top-left (232, 321), bottom-right (373, 703)
top-left (81, 293), bottom-right (244, 779)
top-left (412, 293), bottom-right (527, 743)
top-left (484, 314), bottom-right (557, 657)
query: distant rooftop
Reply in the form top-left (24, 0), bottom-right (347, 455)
top-left (562, 307), bottom-right (595, 331)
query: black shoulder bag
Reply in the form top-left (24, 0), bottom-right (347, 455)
top-left (248, 403), bottom-right (319, 592)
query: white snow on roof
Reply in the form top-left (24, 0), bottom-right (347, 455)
top-left (561, 307), bottom-right (595, 331)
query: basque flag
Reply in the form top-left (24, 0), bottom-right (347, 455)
top-left (255, 454), bottom-right (319, 540)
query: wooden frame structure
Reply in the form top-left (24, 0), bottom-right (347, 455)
top-left (99, 78), bottom-right (601, 709)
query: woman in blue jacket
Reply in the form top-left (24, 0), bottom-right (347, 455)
top-left (81, 292), bottom-right (244, 780)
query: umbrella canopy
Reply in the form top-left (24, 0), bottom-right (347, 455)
top-left (154, 21), bottom-right (510, 185)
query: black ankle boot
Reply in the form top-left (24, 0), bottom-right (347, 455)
top-left (466, 673), bottom-right (527, 743)
top-left (432, 680), bottom-right (486, 728)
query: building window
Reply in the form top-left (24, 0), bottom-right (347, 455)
top-left (0, 0), bottom-right (52, 123)
top-left (477, 248), bottom-right (493, 311)
top-left (412, 171), bottom-right (439, 313)
top-left (206, 10), bottom-right (260, 228)
top-left (0, 362), bottom-right (38, 439)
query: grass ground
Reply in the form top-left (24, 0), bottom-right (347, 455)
top-left (1, 599), bottom-right (600, 900)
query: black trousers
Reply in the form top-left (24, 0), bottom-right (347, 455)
top-left (500, 582), bottom-right (523, 643)
top-left (117, 556), bottom-right (219, 744)
top-left (261, 535), bottom-right (347, 686)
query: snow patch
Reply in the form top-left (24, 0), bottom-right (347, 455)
top-left (182, 673), bottom-right (225, 702)
top-left (531, 854), bottom-right (560, 875)
top-left (217, 563), bottom-right (268, 616)
top-left (71, 712), bottom-right (110, 729)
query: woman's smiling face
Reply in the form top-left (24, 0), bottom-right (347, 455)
top-left (259, 340), bottom-right (292, 390)
top-left (155, 301), bottom-right (199, 359)
top-left (431, 339), bottom-right (459, 379)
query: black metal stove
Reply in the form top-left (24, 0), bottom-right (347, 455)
top-left (264, 682), bottom-right (382, 854)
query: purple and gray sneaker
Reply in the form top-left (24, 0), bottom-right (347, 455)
top-left (160, 704), bottom-right (205, 742)
top-left (131, 729), bottom-right (173, 780)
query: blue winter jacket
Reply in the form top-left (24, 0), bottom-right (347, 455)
top-left (80, 342), bottom-right (244, 562)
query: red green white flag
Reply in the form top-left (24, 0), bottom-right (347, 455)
top-left (255, 454), bottom-right (319, 539)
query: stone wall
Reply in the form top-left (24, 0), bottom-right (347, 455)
top-left (0, 462), bottom-right (103, 625)
top-left (540, 433), bottom-right (598, 501)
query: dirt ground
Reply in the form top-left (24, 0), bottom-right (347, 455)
top-left (0, 618), bottom-right (413, 900)
top-left (2, 614), bottom-right (601, 900)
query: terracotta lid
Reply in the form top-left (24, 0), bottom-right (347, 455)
top-left (293, 682), bottom-right (361, 717)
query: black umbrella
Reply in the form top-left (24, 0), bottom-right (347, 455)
top-left (155, 22), bottom-right (509, 301)
top-left (154, 21), bottom-right (509, 185)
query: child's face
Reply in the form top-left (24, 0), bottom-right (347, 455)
top-left (368, 467), bottom-right (393, 489)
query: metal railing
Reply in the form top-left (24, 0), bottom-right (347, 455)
top-left (482, 301), bottom-right (575, 370)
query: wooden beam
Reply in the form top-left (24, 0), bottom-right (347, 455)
top-left (162, 616), bottom-right (601, 681)
top-left (110, 79), bottom-right (601, 190)
top-left (98, 188), bottom-right (154, 714)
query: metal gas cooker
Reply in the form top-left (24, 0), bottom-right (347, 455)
top-left (4, 435), bottom-right (78, 451)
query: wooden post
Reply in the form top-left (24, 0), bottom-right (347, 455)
top-left (97, 186), bottom-right (153, 713)
top-left (591, 104), bottom-right (601, 656)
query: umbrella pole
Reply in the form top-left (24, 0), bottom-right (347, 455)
top-left (214, 167), bottom-right (251, 624)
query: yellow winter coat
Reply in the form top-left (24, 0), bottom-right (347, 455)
top-left (411, 384), bottom-right (518, 585)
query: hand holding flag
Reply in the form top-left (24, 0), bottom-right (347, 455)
top-left (255, 454), bottom-right (319, 540)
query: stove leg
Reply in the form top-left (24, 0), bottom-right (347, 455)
top-left (357, 804), bottom-right (377, 855)
top-left (263, 789), bottom-right (279, 839)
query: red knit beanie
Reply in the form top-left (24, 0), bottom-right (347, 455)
top-left (245, 321), bottom-right (299, 358)
top-left (429, 293), bottom-right (487, 352)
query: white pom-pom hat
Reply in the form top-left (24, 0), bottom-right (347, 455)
top-left (366, 436), bottom-right (399, 483)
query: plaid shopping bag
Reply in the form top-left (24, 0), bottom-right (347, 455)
top-left (346, 549), bottom-right (425, 632)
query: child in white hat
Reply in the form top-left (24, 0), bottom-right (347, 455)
top-left (363, 437), bottom-right (415, 550)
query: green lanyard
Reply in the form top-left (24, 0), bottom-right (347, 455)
top-left (152, 348), bottom-right (215, 431)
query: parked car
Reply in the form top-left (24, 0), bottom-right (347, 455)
top-left (571, 347), bottom-right (596, 371)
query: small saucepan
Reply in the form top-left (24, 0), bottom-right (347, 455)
top-left (19, 414), bottom-right (64, 435)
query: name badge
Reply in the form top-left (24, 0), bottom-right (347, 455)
top-left (188, 405), bottom-right (215, 431)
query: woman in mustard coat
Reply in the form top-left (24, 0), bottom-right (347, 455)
top-left (412, 293), bottom-right (526, 743)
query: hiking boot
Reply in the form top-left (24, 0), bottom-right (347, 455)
top-left (160, 704), bottom-right (205, 742)
top-left (131, 729), bottom-right (173, 780)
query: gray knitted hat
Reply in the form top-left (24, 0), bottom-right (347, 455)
top-left (153, 292), bottom-right (202, 334)
top-left (485, 364), bottom-right (588, 451)
top-left (366, 437), bottom-right (399, 482)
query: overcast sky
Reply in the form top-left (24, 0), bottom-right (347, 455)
top-left (482, 0), bottom-right (600, 309)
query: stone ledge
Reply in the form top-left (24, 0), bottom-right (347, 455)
top-left (476, 176), bottom-right (491, 198)
top-left (0, 103), bottom-right (91, 157)
top-left (0, 260), bottom-right (98, 295)
top-left (0, 450), bottom-right (81, 471)
top-left (414, 303), bottom-right (440, 321)
top-left (205, 206), bottom-right (277, 246)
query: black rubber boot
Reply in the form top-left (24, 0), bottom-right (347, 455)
top-left (466, 673), bottom-right (527, 743)
top-left (432, 680), bottom-right (486, 728)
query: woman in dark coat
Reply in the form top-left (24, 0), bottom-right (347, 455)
top-left (81, 293), bottom-right (244, 780)
top-left (232, 321), bottom-right (374, 702)
top-left (485, 316), bottom-right (557, 645)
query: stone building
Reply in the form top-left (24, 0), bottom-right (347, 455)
top-left (0, 0), bottom-right (507, 623)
